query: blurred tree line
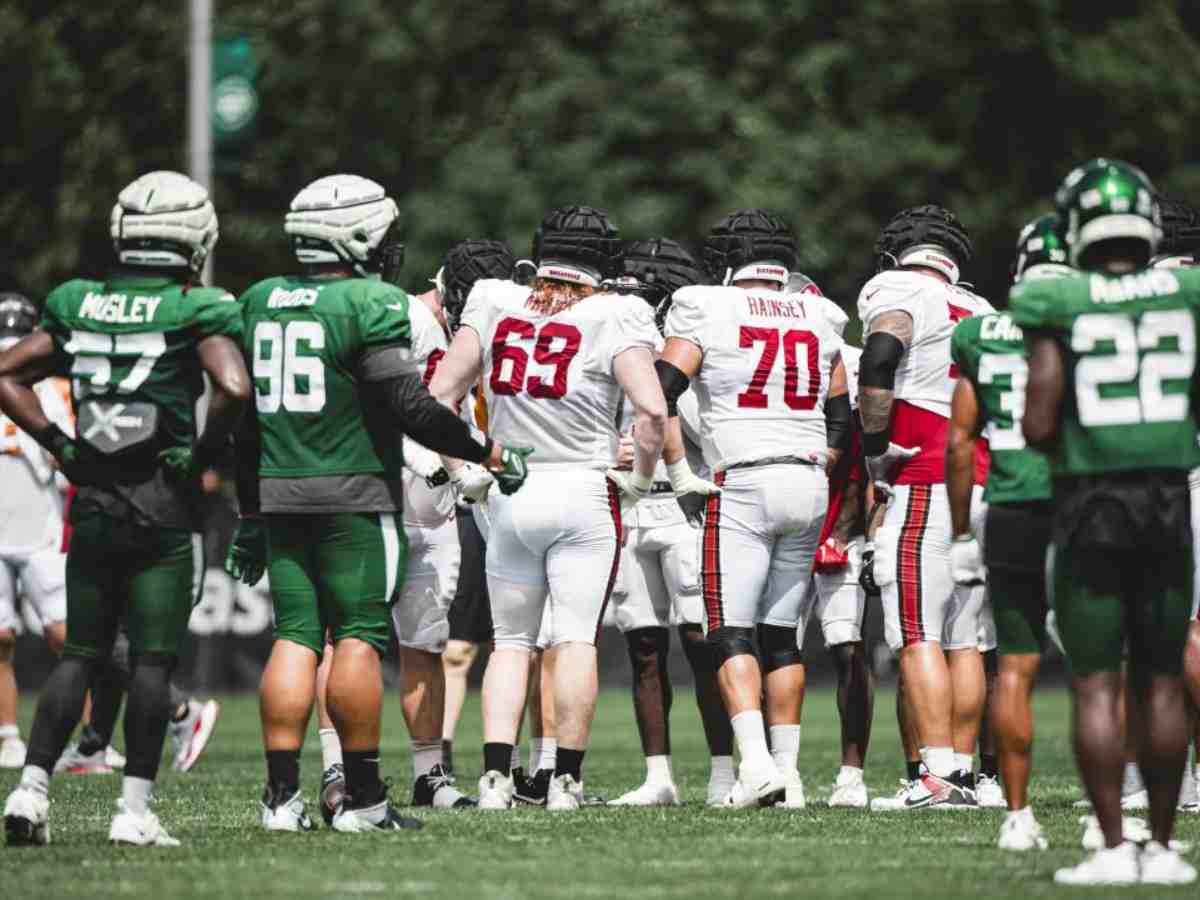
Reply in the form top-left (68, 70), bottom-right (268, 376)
top-left (4, 0), bottom-right (1200, 330)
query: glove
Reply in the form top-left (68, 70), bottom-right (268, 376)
top-left (950, 534), bottom-right (986, 586)
top-left (489, 446), bottom-right (534, 496)
top-left (813, 536), bottom-right (850, 573)
top-left (38, 424), bottom-right (103, 487)
top-left (450, 462), bottom-right (494, 503)
top-left (402, 436), bottom-right (450, 488)
top-left (606, 468), bottom-right (653, 514)
top-left (666, 459), bottom-right (721, 527)
top-left (158, 444), bottom-right (219, 485)
top-left (859, 543), bottom-right (880, 596)
top-left (224, 518), bottom-right (267, 586)
top-left (864, 442), bottom-right (919, 496)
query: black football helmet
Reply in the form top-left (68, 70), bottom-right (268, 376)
top-left (0, 292), bottom-right (37, 342)
top-left (874, 204), bottom-right (971, 283)
top-left (1152, 192), bottom-right (1200, 268)
top-left (702, 209), bottom-right (796, 285)
top-left (619, 238), bottom-right (707, 330)
top-left (439, 239), bottom-right (517, 330)
top-left (532, 205), bottom-right (622, 284)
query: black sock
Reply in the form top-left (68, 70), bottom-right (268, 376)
top-left (905, 760), bottom-right (922, 781)
top-left (979, 753), bottom-right (999, 779)
top-left (26, 656), bottom-right (94, 774)
top-left (344, 750), bottom-right (384, 807)
top-left (266, 749), bottom-right (300, 797)
top-left (556, 747), bottom-right (585, 781)
top-left (483, 742), bottom-right (513, 776)
top-left (124, 660), bottom-right (173, 781)
top-left (442, 739), bottom-right (453, 774)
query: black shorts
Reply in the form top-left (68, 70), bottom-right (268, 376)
top-left (1052, 470), bottom-right (1190, 551)
top-left (985, 500), bottom-right (1053, 572)
top-left (447, 508), bottom-right (492, 644)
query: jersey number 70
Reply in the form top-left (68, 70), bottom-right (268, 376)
top-left (736, 326), bottom-right (820, 410)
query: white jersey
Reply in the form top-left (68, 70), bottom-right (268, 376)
top-left (461, 279), bottom-right (659, 470)
top-left (666, 285), bottom-right (842, 471)
top-left (401, 299), bottom-right (455, 527)
top-left (0, 378), bottom-right (72, 555)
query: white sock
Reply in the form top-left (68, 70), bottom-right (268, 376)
top-left (530, 737), bottom-right (557, 772)
top-left (709, 755), bottom-right (735, 784)
top-left (1122, 761), bottom-right (1144, 793)
top-left (318, 728), bottom-right (342, 771)
top-left (922, 746), bottom-right (955, 778)
top-left (510, 745), bottom-right (523, 773)
top-left (837, 765), bottom-right (864, 784)
top-left (731, 711), bottom-right (772, 770)
top-left (769, 724), bottom-right (801, 773)
top-left (122, 776), bottom-right (154, 816)
top-left (0, 724), bottom-right (19, 741)
top-left (953, 752), bottom-right (973, 774)
top-left (20, 765), bottom-right (49, 796)
top-left (411, 740), bottom-right (442, 779)
top-left (645, 755), bottom-right (673, 785)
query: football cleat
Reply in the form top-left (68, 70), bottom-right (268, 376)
top-left (514, 767), bottom-right (552, 806)
top-left (870, 779), bottom-right (918, 812)
top-left (902, 772), bottom-right (974, 811)
top-left (1177, 764), bottom-right (1199, 812)
top-left (412, 764), bottom-right (475, 808)
top-left (1054, 842), bottom-right (1139, 886)
top-left (55, 743), bottom-right (115, 775)
top-left (975, 773), bottom-right (1005, 808)
top-left (0, 737), bottom-right (27, 769)
top-left (546, 773), bottom-right (584, 811)
top-left (170, 699), bottom-right (220, 773)
top-left (1140, 840), bottom-right (1198, 885)
top-left (827, 770), bottom-right (868, 808)
top-left (609, 781), bottom-right (681, 807)
top-left (997, 809), bottom-right (1048, 852)
top-left (1080, 814), bottom-right (1151, 851)
top-left (722, 762), bottom-right (786, 809)
top-left (109, 799), bottom-right (180, 847)
top-left (4, 785), bottom-right (49, 846)
top-left (260, 785), bottom-right (316, 832)
top-left (105, 745), bottom-right (126, 769)
top-left (331, 798), bottom-right (423, 833)
top-left (706, 771), bottom-right (738, 808)
top-left (775, 770), bottom-right (806, 809)
top-left (320, 764), bottom-right (346, 826)
top-left (478, 770), bottom-right (515, 810)
top-left (1120, 789), bottom-right (1149, 811)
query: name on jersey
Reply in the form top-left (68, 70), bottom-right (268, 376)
top-left (79, 292), bottom-right (162, 324)
top-left (745, 296), bottom-right (806, 319)
top-left (267, 286), bottom-right (320, 308)
top-left (1089, 270), bottom-right (1179, 304)
top-left (981, 315), bottom-right (1022, 342)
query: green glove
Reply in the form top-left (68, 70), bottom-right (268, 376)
top-left (158, 446), bottom-right (201, 484)
top-left (38, 424), bottom-right (103, 487)
top-left (492, 446), bottom-right (534, 496)
top-left (224, 518), bottom-right (267, 586)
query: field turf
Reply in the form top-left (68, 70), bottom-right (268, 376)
top-left (3, 686), bottom-right (1198, 899)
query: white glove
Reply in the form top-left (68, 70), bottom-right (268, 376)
top-left (451, 462), bottom-right (494, 504)
top-left (402, 436), bottom-right (449, 487)
top-left (606, 468), bottom-right (653, 514)
top-left (864, 442), bottom-right (919, 496)
top-left (949, 534), bottom-right (986, 586)
top-left (667, 459), bottom-right (721, 527)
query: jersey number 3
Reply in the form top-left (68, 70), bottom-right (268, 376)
top-left (736, 326), bottom-right (820, 410)
top-left (490, 318), bottom-right (581, 399)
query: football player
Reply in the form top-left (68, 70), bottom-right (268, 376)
top-left (1014, 159), bottom-right (1197, 885)
top-left (2, 171), bottom-right (249, 846)
top-left (429, 206), bottom-right (674, 810)
top-left (945, 212), bottom-right (1071, 850)
top-left (657, 210), bottom-right (850, 808)
top-left (857, 204), bottom-right (993, 809)
top-left (229, 174), bottom-right (528, 833)
top-left (0, 292), bottom-right (70, 769)
top-left (605, 239), bottom-right (736, 808)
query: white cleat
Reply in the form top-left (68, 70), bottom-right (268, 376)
top-left (997, 808), bottom-right (1048, 851)
top-left (0, 738), bottom-right (27, 769)
top-left (105, 746), bottom-right (126, 769)
top-left (775, 770), bottom-right (805, 809)
top-left (109, 800), bottom-right (180, 847)
top-left (706, 773), bottom-right (737, 808)
top-left (1178, 764), bottom-right (1200, 812)
top-left (331, 799), bottom-right (422, 832)
top-left (55, 743), bottom-right (115, 775)
top-left (609, 781), bottom-right (680, 807)
top-left (827, 771), bottom-right (868, 808)
top-left (260, 788), bottom-right (315, 832)
top-left (4, 785), bottom-right (50, 846)
top-left (1080, 815), bottom-right (1151, 851)
top-left (171, 699), bottom-right (220, 773)
top-left (1140, 840), bottom-right (1198, 885)
top-left (722, 762), bottom-right (786, 809)
top-left (869, 779), bottom-right (918, 812)
top-left (477, 770), bottom-right (515, 810)
top-left (546, 773), bottom-right (584, 811)
top-left (1120, 788), bottom-right (1149, 811)
top-left (975, 774), bottom-right (1005, 808)
top-left (1054, 841), bottom-right (1139, 886)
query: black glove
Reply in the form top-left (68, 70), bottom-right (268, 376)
top-left (224, 518), bottom-right (267, 586)
top-left (37, 424), bottom-right (104, 487)
top-left (859, 543), bottom-right (880, 597)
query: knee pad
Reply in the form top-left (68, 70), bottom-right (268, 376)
top-left (757, 624), bottom-right (803, 673)
top-left (707, 626), bottom-right (756, 667)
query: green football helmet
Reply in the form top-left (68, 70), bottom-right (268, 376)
top-left (1012, 212), bottom-right (1072, 282)
top-left (1054, 158), bottom-right (1161, 268)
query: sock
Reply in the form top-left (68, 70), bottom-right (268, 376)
top-left (266, 749), bottom-right (300, 796)
top-left (442, 739), bottom-right (454, 773)
top-left (0, 724), bottom-right (18, 741)
top-left (1122, 761), bottom-right (1143, 794)
top-left (483, 742), bottom-right (513, 776)
top-left (906, 760), bottom-right (922, 781)
top-left (411, 740), bottom-right (442, 779)
top-left (510, 745), bottom-right (523, 773)
top-left (122, 775), bottom-right (154, 816)
top-left (769, 725), bottom-right (801, 773)
top-left (979, 753), bottom-right (999, 779)
top-left (837, 765), bottom-right (864, 784)
top-left (953, 752), bottom-right (973, 774)
top-left (530, 737), bottom-right (557, 772)
top-left (318, 728), bottom-right (343, 771)
top-left (645, 754), bottom-right (673, 785)
top-left (556, 747), bottom-right (585, 781)
top-left (731, 711), bottom-right (772, 770)
top-left (20, 764), bottom-right (49, 795)
top-left (343, 749), bottom-right (384, 807)
top-left (710, 755), bottom-right (735, 784)
top-left (922, 746), bottom-right (955, 778)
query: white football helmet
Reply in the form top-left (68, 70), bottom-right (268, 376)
top-left (284, 174), bottom-right (400, 274)
top-left (110, 171), bottom-right (218, 273)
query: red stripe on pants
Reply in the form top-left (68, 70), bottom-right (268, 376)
top-left (702, 471), bottom-right (727, 629)
top-left (594, 479), bottom-right (624, 643)
top-left (898, 485), bottom-right (931, 646)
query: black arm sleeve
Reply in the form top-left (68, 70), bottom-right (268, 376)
top-left (825, 394), bottom-right (852, 453)
top-left (655, 359), bottom-right (691, 417)
top-left (233, 408), bottom-right (262, 517)
top-left (377, 372), bottom-right (492, 464)
top-left (859, 331), bottom-right (906, 390)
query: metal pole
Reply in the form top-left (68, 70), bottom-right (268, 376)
top-left (188, 0), bottom-right (213, 285)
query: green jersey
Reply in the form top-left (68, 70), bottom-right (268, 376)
top-left (239, 275), bottom-right (415, 510)
top-left (951, 313), bottom-right (1052, 503)
top-left (42, 274), bottom-right (243, 527)
top-left (1007, 267), bottom-right (1200, 477)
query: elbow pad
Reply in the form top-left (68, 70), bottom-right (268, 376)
top-left (655, 359), bottom-right (691, 417)
top-left (859, 332), bottom-right (906, 390)
top-left (825, 394), bottom-right (852, 453)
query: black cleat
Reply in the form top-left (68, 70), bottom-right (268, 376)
top-left (412, 764), bottom-right (475, 808)
top-left (319, 764), bottom-right (346, 827)
top-left (514, 767), bottom-right (552, 806)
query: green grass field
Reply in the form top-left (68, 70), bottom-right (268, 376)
top-left (3, 686), bottom-right (1198, 899)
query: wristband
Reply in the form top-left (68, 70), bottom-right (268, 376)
top-left (35, 423), bottom-right (72, 456)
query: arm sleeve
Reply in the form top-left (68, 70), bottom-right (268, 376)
top-left (370, 372), bottom-right (492, 464)
top-left (233, 405), bottom-right (262, 516)
top-left (859, 331), bottom-right (906, 390)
